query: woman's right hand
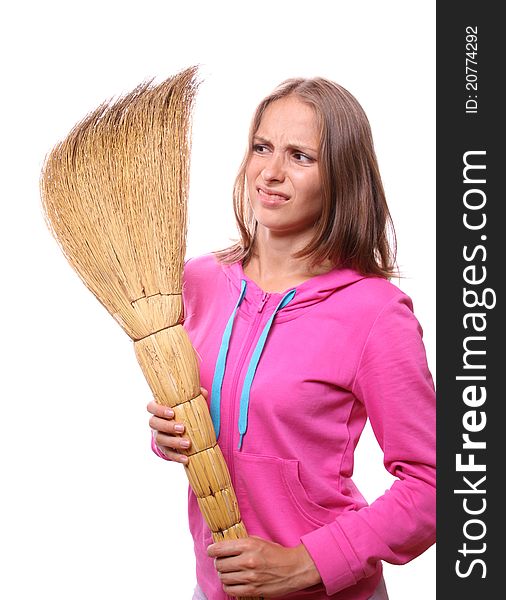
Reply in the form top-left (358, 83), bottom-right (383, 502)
top-left (148, 387), bottom-right (209, 464)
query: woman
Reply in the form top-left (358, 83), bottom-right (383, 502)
top-left (148, 77), bottom-right (436, 599)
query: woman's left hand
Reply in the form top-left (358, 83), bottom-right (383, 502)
top-left (207, 536), bottom-right (321, 598)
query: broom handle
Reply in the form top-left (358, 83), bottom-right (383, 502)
top-left (135, 323), bottom-right (257, 600)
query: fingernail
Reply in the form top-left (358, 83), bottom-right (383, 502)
top-left (180, 439), bottom-right (190, 448)
top-left (180, 455), bottom-right (189, 464)
top-left (164, 408), bottom-right (174, 417)
top-left (174, 424), bottom-right (184, 433)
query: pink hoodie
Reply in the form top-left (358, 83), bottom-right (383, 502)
top-left (157, 253), bottom-right (436, 599)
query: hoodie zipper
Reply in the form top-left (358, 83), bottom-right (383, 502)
top-left (258, 291), bottom-right (269, 312)
top-left (226, 292), bottom-right (270, 487)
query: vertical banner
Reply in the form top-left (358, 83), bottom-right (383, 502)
top-left (437, 2), bottom-right (502, 597)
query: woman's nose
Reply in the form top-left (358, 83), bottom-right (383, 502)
top-left (262, 152), bottom-right (285, 182)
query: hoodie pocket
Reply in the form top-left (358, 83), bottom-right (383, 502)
top-left (233, 451), bottom-right (335, 546)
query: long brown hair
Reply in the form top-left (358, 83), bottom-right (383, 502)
top-left (214, 77), bottom-right (398, 279)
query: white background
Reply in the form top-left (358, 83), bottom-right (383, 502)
top-left (1, 1), bottom-right (435, 598)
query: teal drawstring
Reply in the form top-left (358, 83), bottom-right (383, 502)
top-left (210, 279), bottom-right (247, 439)
top-left (237, 288), bottom-right (296, 449)
top-left (209, 279), bottom-right (296, 448)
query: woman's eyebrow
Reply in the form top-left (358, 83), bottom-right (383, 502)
top-left (252, 135), bottom-right (318, 154)
top-left (252, 135), bottom-right (270, 145)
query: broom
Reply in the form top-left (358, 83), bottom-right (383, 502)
top-left (40, 66), bottom-right (253, 598)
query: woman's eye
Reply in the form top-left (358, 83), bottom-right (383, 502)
top-left (293, 152), bottom-right (313, 163)
top-left (253, 144), bottom-right (269, 153)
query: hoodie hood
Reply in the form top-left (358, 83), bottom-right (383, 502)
top-left (222, 260), bottom-right (367, 322)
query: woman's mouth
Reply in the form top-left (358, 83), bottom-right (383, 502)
top-left (257, 187), bottom-right (290, 206)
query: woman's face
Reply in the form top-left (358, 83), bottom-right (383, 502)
top-left (246, 96), bottom-right (323, 241)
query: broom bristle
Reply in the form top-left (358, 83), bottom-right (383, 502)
top-left (40, 66), bottom-right (199, 339)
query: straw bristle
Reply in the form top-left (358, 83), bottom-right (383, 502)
top-left (40, 66), bottom-right (199, 338)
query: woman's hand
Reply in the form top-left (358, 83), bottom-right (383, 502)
top-left (207, 536), bottom-right (321, 598)
top-left (147, 387), bottom-right (209, 464)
